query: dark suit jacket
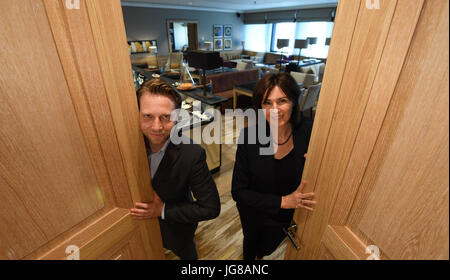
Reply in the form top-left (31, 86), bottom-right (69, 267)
top-left (149, 137), bottom-right (220, 252)
top-left (231, 121), bottom-right (312, 227)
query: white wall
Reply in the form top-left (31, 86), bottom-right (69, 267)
top-left (122, 6), bottom-right (245, 57)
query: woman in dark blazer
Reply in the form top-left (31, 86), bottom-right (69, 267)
top-left (232, 73), bottom-right (316, 260)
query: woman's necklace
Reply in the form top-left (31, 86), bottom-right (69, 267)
top-left (274, 131), bottom-right (293, 146)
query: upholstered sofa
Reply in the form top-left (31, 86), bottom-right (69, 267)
top-left (207, 69), bottom-right (258, 93)
top-left (220, 50), bottom-right (265, 67)
top-left (206, 69), bottom-right (259, 111)
top-left (219, 50), bottom-right (242, 62)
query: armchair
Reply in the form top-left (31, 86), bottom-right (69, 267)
top-left (300, 83), bottom-right (322, 119)
top-left (290, 71), bottom-right (316, 88)
top-left (236, 60), bottom-right (254, 71)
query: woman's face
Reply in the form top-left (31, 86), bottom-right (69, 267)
top-left (261, 85), bottom-right (293, 128)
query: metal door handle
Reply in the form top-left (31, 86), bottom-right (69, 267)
top-left (283, 222), bottom-right (300, 250)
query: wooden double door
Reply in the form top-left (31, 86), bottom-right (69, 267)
top-left (0, 0), bottom-right (164, 259)
top-left (1, 0), bottom-right (448, 260)
top-left (285, 0), bottom-right (448, 260)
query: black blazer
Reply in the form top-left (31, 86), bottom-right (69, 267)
top-left (149, 137), bottom-right (220, 252)
top-left (231, 121), bottom-right (312, 226)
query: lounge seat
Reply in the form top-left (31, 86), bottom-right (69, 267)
top-left (290, 71), bottom-right (316, 88)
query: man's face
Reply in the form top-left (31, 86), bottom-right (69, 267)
top-left (139, 93), bottom-right (176, 147)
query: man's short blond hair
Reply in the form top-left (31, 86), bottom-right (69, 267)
top-left (137, 79), bottom-right (181, 109)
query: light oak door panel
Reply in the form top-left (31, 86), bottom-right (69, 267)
top-left (285, 0), bottom-right (448, 260)
top-left (346, 0), bottom-right (449, 259)
top-left (0, 0), bottom-right (164, 259)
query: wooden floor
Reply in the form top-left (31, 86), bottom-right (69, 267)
top-left (165, 113), bottom-right (288, 260)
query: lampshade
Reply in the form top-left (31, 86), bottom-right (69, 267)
top-left (277, 39), bottom-right (289, 49)
top-left (187, 50), bottom-right (222, 70)
top-left (307, 37), bottom-right (317, 45)
top-left (294, 39), bottom-right (308, 49)
top-left (325, 37), bottom-right (331, 46)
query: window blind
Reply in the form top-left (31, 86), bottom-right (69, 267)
top-left (244, 7), bottom-right (336, 24)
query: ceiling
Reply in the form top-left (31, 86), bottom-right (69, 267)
top-left (121, 0), bottom-right (338, 13)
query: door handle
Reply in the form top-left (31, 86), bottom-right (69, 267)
top-left (283, 222), bottom-right (300, 250)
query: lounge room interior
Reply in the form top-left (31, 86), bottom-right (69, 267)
top-left (124, 0), bottom-right (337, 260)
top-left (0, 0), bottom-right (448, 261)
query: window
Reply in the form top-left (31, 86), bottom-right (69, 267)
top-left (244, 21), bottom-right (334, 59)
top-left (271, 22), bottom-right (296, 54)
top-left (294, 21), bottom-right (334, 59)
top-left (243, 24), bottom-right (273, 53)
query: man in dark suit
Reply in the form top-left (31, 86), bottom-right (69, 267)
top-left (130, 79), bottom-right (220, 260)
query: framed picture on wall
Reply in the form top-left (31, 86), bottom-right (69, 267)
top-left (214, 38), bottom-right (223, 50)
top-left (224, 38), bottom-right (232, 50)
top-left (224, 25), bottom-right (232, 37)
top-left (213, 24), bottom-right (223, 38)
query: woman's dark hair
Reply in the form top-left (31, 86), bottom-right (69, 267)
top-left (252, 72), bottom-right (302, 126)
top-left (137, 78), bottom-right (182, 110)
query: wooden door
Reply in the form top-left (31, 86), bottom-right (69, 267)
top-left (0, 0), bottom-right (164, 259)
top-left (285, 0), bottom-right (449, 260)
top-left (188, 23), bottom-right (199, 50)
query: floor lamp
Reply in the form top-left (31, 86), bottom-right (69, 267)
top-left (276, 39), bottom-right (289, 71)
top-left (294, 39), bottom-right (308, 69)
top-left (325, 37), bottom-right (331, 59)
top-left (306, 37), bottom-right (317, 59)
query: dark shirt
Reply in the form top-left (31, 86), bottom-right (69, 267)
top-left (274, 148), bottom-right (300, 225)
top-left (232, 121), bottom-right (313, 227)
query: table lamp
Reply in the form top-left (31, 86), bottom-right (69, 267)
top-left (277, 39), bottom-right (289, 71)
top-left (307, 37), bottom-right (317, 45)
top-left (277, 38), bottom-right (289, 50)
top-left (294, 39), bottom-right (308, 68)
top-left (187, 50), bottom-right (222, 97)
top-left (306, 37), bottom-right (317, 60)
